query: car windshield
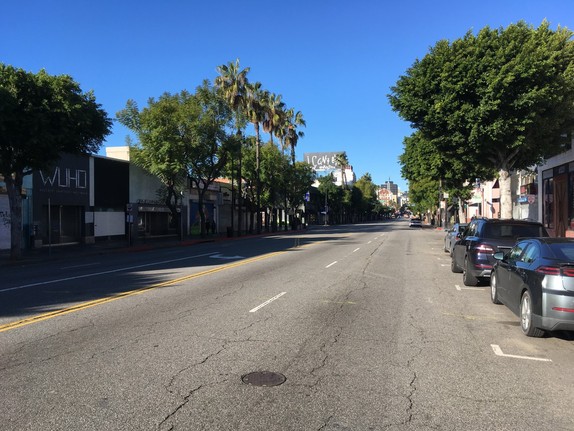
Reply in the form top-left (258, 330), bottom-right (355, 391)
top-left (483, 223), bottom-right (546, 239)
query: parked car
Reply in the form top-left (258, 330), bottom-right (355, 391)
top-left (443, 223), bottom-right (468, 255)
top-left (409, 218), bottom-right (422, 228)
top-left (451, 218), bottom-right (549, 286)
top-left (490, 237), bottom-right (574, 337)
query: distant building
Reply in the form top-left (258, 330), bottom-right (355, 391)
top-left (381, 180), bottom-right (399, 195)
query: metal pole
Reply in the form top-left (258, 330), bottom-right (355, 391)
top-left (324, 191), bottom-right (328, 226)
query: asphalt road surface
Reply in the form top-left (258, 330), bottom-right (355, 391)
top-left (1, 221), bottom-right (574, 430)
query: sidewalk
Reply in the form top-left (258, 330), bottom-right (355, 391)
top-left (0, 228), bottom-right (309, 267)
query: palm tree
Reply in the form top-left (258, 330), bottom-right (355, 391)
top-left (245, 81), bottom-right (266, 233)
top-left (281, 108), bottom-right (306, 165)
top-left (215, 59), bottom-right (250, 235)
top-left (335, 152), bottom-right (350, 223)
top-left (262, 91), bottom-right (285, 146)
top-left (276, 108), bottom-right (305, 229)
top-left (335, 152), bottom-right (349, 188)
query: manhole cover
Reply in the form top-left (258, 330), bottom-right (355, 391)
top-left (241, 371), bottom-right (286, 387)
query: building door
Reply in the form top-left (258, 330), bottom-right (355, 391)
top-left (45, 205), bottom-right (82, 244)
top-left (554, 174), bottom-right (568, 237)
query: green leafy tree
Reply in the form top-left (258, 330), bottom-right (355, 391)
top-left (117, 82), bottom-right (234, 237)
top-left (353, 173), bottom-right (378, 221)
top-left (0, 65), bottom-right (111, 259)
top-left (399, 131), bottom-right (487, 215)
top-left (389, 21), bottom-right (574, 217)
top-left (317, 173), bottom-right (339, 224)
top-left (286, 161), bottom-right (315, 227)
top-left (260, 141), bottom-right (289, 231)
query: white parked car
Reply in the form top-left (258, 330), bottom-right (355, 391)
top-left (409, 218), bottom-right (422, 228)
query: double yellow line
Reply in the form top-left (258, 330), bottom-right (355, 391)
top-left (0, 251), bottom-right (285, 333)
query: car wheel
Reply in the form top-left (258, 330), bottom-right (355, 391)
top-left (463, 257), bottom-right (479, 286)
top-left (520, 291), bottom-right (544, 337)
top-left (451, 255), bottom-right (462, 273)
top-left (490, 272), bottom-right (501, 304)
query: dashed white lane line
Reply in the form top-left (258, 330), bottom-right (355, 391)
top-left (249, 292), bottom-right (286, 313)
top-left (326, 261), bottom-right (338, 268)
top-left (491, 344), bottom-right (552, 362)
top-left (368, 241), bottom-right (372, 244)
top-left (353, 248), bottom-right (360, 253)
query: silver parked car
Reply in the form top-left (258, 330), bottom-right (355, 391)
top-left (443, 223), bottom-right (467, 255)
top-left (491, 237), bottom-right (574, 337)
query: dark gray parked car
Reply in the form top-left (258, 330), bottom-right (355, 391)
top-left (443, 223), bottom-right (468, 255)
top-left (491, 238), bottom-right (574, 337)
top-left (451, 218), bottom-right (549, 286)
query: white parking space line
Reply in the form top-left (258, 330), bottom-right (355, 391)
top-left (455, 284), bottom-right (485, 291)
top-left (353, 248), bottom-right (360, 253)
top-left (326, 261), bottom-right (338, 268)
top-left (249, 292), bottom-right (286, 313)
top-left (491, 344), bottom-right (552, 362)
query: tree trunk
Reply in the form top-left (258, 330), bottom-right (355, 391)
top-left (499, 169), bottom-right (513, 219)
top-left (198, 184), bottom-right (207, 238)
top-left (5, 173), bottom-right (23, 260)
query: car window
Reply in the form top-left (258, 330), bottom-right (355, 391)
top-left (512, 224), bottom-right (547, 238)
top-left (457, 224), bottom-right (467, 233)
top-left (548, 243), bottom-right (574, 260)
top-left (484, 224), bottom-right (501, 238)
top-left (521, 243), bottom-right (539, 263)
top-left (508, 242), bottom-right (527, 261)
top-left (483, 223), bottom-right (546, 239)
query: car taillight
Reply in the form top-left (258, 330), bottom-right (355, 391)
top-left (474, 244), bottom-right (495, 253)
top-left (536, 266), bottom-right (562, 276)
top-left (562, 267), bottom-right (574, 277)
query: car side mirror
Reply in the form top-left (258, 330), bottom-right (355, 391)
top-left (493, 251), bottom-right (504, 261)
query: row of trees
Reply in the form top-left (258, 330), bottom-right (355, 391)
top-left (389, 21), bottom-right (574, 219)
top-left (117, 59), bottom-right (313, 236)
top-left (317, 171), bottom-right (391, 224)
top-left (0, 58), bottom-right (392, 259)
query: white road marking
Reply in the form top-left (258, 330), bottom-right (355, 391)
top-left (326, 261), bottom-right (338, 268)
top-left (491, 344), bottom-right (552, 362)
top-left (0, 252), bottom-right (220, 293)
top-left (368, 241), bottom-right (372, 244)
top-left (249, 292), bottom-right (286, 313)
top-left (209, 253), bottom-right (244, 260)
top-left (455, 284), bottom-right (485, 291)
top-left (353, 248), bottom-right (360, 253)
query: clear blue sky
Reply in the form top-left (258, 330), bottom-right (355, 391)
top-left (2, 1), bottom-right (573, 192)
